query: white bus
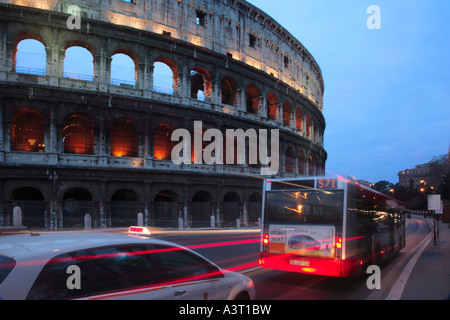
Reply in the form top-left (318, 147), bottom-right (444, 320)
top-left (259, 177), bottom-right (405, 277)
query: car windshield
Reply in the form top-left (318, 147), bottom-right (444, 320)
top-left (0, 255), bottom-right (16, 285)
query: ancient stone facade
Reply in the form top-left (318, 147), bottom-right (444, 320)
top-left (0, 0), bottom-right (327, 229)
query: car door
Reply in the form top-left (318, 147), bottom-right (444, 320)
top-left (26, 244), bottom-right (173, 300)
top-left (83, 245), bottom-right (173, 300)
top-left (154, 245), bottom-right (227, 300)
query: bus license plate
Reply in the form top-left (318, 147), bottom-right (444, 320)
top-left (290, 259), bottom-right (309, 267)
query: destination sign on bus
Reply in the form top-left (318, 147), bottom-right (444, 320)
top-left (317, 178), bottom-right (338, 189)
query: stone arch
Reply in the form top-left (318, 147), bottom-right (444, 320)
top-left (153, 56), bottom-right (179, 95)
top-left (223, 191), bottom-right (240, 227)
top-left (153, 122), bottom-right (176, 160)
top-left (248, 192), bottom-right (262, 226)
top-left (111, 118), bottom-right (138, 158)
top-left (282, 100), bottom-right (292, 126)
top-left (154, 189), bottom-right (179, 228)
top-left (11, 186), bottom-right (45, 228)
top-left (10, 108), bottom-right (45, 152)
top-left (295, 107), bottom-right (304, 132)
top-left (13, 34), bottom-right (47, 75)
top-left (62, 113), bottom-right (94, 155)
top-left (285, 146), bottom-right (295, 173)
top-left (63, 187), bottom-right (93, 229)
top-left (245, 84), bottom-right (261, 114)
top-left (190, 66), bottom-right (212, 101)
top-left (221, 75), bottom-right (238, 107)
top-left (267, 92), bottom-right (279, 120)
top-left (111, 189), bottom-right (139, 227)
top-left (63, 40), bottom-right (96, 81)
top-left (110, 48), bottom-right (139, 87)
top-left (191, 190), bottom-right (212, 228)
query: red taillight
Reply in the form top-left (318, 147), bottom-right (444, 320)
top-left (336, 236), bottom-right (342, 249)
top-left (263, 234), bottom-right (269, 245)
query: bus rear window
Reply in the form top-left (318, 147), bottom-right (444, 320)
top-left (265, 190), bottom-right (344, 225)
top-left (0, 255), bottom-right (16, 285)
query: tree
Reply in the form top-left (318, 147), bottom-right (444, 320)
top-left (429, 154), bottom-right (449, 188)
top-left (374, 180), bottom-right (393, 193)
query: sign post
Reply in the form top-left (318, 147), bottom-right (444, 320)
top-left (428, 194), bottom-right (442, 245)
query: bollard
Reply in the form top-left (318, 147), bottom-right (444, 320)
top-left (210, 215), bottom-right (215, 228)
top-left (178, 217), bottom-right (184, 230)
top-left (13, 206), bottom-right (22, 227)
top-left (137, 212), bottom-right (143, 227)
top-left (84, 213), bottom-right (92, 230)
top-left (236, 218), bottom-right (241, 229)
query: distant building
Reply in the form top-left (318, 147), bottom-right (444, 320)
top-left (398, 163), bottom-right (431, 188)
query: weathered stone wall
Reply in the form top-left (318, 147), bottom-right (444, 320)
top-left (0, 1), bottom-right (327, 229)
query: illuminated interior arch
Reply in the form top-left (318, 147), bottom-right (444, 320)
top-left (11, 108), bottom-right (45, 152)
top-left (111, 118), bottom-right (138, 157)
top-left (62, 113), bottom-right (94, 154)
top-left (153, 123), bottom-right (176, 160)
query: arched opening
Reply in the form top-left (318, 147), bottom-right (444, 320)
top-left (282, 101), bottom-right (292, 126)
top-left (246, 84), bottom-right (261, 114)
top-left (248, 192), bottom-right (262, 226)
top-left (64, 45), bottom-right (94, 81)
top-left (267, 92), bottom-right (278, 121)
top-left (62, 113), bottom-right (94, 154)
top-left (63, 188), bottom-right (92, 229)
top-left (111, 189), bottom-right (138, 227)
top-left (153, 58), bottom-right (178, 95)
top-left (191, 191), bottom-right (212, 228)
top-left (15, 38), bottom-right (46, 76)
top-left (154, 190), bottom-right (179, 228)
top-left (315, 156), bottom-right (322, 176)
top-left (245, 84), bottom-right (261, 114)
top-left (296, 107), bottom-right (303, 132)
top-left (223, 192), bottom-right (240, 227)
top-left (154, 123), bottom-right (176, 160)
top-left (221, 76), bottom-right (238, 106)
top-left (111, 52), bottom-right (137, 87)
top-left (285, 146), bottom-right (295, 173)
top-left (313, 120), bottom-right (317, 141)
top-left (190, 67), bottom-right (211, 101)
top-left (111, 118), bottom-right (138, 157)
top-left (11, 108), bottom-right (45, 152)
top-left (306, 114), bottom-right (311, 137)
top-left (11, 187), bottom-right (45, 228)
top-left (308, 154), bottom-right (314, 176)
top-left (298, 150), bottom-right (305, 175)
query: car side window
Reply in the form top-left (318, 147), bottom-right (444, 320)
top-left (154, 245), bottom-right (222, 283)
top-left (26, 244), bottom-right (164, 300)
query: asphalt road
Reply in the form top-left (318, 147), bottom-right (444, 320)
top-left (158, 217), bottom-right (433, 300)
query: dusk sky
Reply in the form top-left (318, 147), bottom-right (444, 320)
top-left (16, 1), bottom-right (449, 184)
top-left (250, 0), bottom-right (450, 184)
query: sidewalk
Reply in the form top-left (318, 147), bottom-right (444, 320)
top-left (400, 218), bottom-right (450, 300)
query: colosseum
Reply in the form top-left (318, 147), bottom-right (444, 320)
top-left (0, 0), bottom-right (327, 230)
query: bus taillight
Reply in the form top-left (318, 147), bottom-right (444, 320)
top-left (336, 236), bottom-right (342, 249)
top-left (262, 234), bottom-right (269, 253)
top-left (263, 234), bottom-right (269, 245)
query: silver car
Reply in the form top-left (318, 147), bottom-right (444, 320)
top-left (0, 229), bottom-right (255, 300)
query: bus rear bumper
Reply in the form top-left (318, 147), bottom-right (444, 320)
top-left (259, 253), bottom-right (363, 278)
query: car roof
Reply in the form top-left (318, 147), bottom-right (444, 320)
top-left (0, 231), bottom-right (179, 261)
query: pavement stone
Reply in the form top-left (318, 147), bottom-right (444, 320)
top-left (401, 219), bottom-right (450, 300)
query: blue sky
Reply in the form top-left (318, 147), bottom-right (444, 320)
top-left (249, 0), bottom-right (450, 183)
top-left (16, 1), bottom-right (449, 184)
